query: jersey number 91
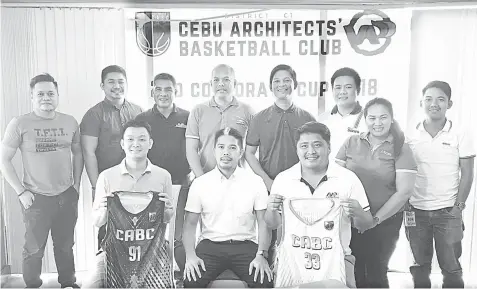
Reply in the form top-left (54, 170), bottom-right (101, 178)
top-left (129, 246), bottom-right (141, 262)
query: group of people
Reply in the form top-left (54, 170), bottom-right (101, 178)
top-left (0, 63), bottom-right (474, 289)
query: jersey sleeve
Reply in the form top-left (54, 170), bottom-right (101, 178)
top-left (458, 128), bottom-right (476, 159)
top-left (246, 113), bottom-right (261, 147)
top-left (270, 173), bottom-right (290, 198)
top-left (254, 177), bottom-right (268, 211)
top-left (335, 136), bottom-right (351, 165)
top-left (92, 171), bottom-right (109, 227)
top-left (349, 173), bottom-right (370, 212)
top-left (184, 179), bottom-right (202, 213)
top-left (185, 107), bottom-right (200, 140)
top-left (395, 143), bottom-right (417, 173)
top-left (80, 108), bottom-right (101, 137)
top-left (71, 118), bottom-right (81, 145)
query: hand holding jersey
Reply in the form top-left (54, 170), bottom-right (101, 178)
top-left (274, 197), bottom-right (346, 288)
top-left (341, 198), bottom-right (370, 232)
top-left (84, 120), bottom-right (175, 288)
top-left (267, 194), bottom-right (285, 211)
top-left (103, 191), bottom-right (173, 288)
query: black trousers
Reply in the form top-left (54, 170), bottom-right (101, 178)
top-left (21, 186), bottom-right (78, 288)
top-left (183, 239), bottom-right (272, 288)
top-left (351, 212), bottom-right (403, 288)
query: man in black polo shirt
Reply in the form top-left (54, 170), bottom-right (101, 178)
top-left (135, 72), bottom-right (190, 274)
top-left (81, 65), bottom-right (143, 250)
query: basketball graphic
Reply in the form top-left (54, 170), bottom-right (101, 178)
top-left (135, 12), bottom-right (171, 57)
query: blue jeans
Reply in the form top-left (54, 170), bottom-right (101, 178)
top-left (21, 186), bottom-right (78, 288)
top-left (405, 206), bottom-right (464, 288)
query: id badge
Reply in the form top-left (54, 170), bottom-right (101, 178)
top-left (404, 211), bottom-right (416, 227)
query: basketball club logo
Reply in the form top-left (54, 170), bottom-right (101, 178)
top-left (135, 12), bottom-right (171, 57)
top-left (324, 221), bottom-right (334, 230)
top-left (343, 10), bottom-right (396, 56)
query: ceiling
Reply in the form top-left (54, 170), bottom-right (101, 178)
top-left (2, 0), bottom-right (477, 9)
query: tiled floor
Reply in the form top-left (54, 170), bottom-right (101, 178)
top-left (3, 271), bottom-right (477, 288)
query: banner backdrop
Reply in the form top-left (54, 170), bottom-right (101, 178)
top-left (125, 8), bottom-right (411, 122)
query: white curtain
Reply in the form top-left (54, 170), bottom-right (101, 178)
top-left (404, 8), bottom-right (477, 276)
top-left (1, 7), bottom-right (126, 273)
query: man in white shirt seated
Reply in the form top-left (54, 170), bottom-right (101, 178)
top-left (264, 121), bottom-right (373, 288)
top-left (182, 127), bottom-right (272, 288)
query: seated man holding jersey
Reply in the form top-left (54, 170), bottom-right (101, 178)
top-left (182, 127), bottom-right (272, 288)
top-left (82, 120), bottom-right (175, 288)
top-left (264, 122), bottom-right (373, 288)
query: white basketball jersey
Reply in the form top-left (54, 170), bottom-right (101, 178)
top-left (274, 197), bottom-right (346, 288)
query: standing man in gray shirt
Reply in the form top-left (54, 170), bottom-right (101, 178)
top-left (0, 73), bottom-right (84, 288)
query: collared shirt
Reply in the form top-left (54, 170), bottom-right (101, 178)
top-left (136, 104), bottom-right (190, 183)
top-left (185, 97), bottom-right (254, 174)
top-left (80, 98), bottom-right (143, 173)
top-left (318, 102), bottom-right (367, 158)
top-left (336, 132), bottom-right (417, 215)
top-left (246, 103), bottom-right (315, 179)
top-left (407, 119), bottom-right (475, 210)
top-left (185, 167), bottom-right (268, 243)
top-left (271, 162), bottom-right (370, 255)
top-left (2, 112), bottom-right (80, 196)
top-left (92, 158), bottom-right (172, 227)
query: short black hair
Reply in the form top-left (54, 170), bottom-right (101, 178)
top-left (269, 64), bottom-right (298, 90)
top-left (121, 119), bottom-right (152, 139)
top-left (101, 65), bottom-right (127, 83)
top-left (331, 67), bottom-right (361, 94)
top-left (153, 73), bottom-right (177, 87)
top-left (30, 73), bottom-right (58, 90)
top-left (422, 80), bottom-right (452, 101)
top-left (295, 121), bottom-right (331, 147)
top-left (214, 127), bottom-right (244, 149)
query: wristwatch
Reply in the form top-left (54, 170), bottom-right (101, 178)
top-left (455, 202), bottom-right (466, 211)
top-left (373, 216), bottom-right (381, 226)
top-left (256, 250), bottom-right (269, 260)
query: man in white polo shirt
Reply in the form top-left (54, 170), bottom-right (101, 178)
top-left (406, 81), bottom-right (475, 288)
top-left (264, 121), bottom-right (373, 288)
top-left (318, 68), bottom-right (367, 158)
top-left (182, 127), bottom-right (272, 288)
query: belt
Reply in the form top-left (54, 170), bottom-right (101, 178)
top-left (211, 239), bottom-right (248, 244)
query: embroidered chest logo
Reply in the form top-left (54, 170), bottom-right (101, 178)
top-left (132, 217), bottom-right (139, 226)
top-left (324, 221), bottom-right (335, 230)
top-left (175, 123), bottom-right (187, 129)
top-left (236, 116), bottom-right (248, 127)
top-left (149, 212), bottom-right (157, 223)
top-left (347, 127), bottom-right (360, 134)
top-left (380, 150), bottom-right (392, 157)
